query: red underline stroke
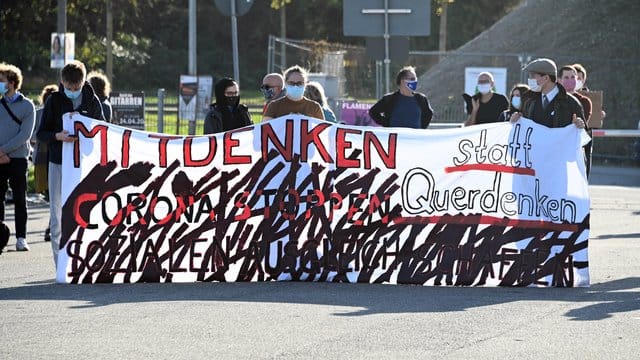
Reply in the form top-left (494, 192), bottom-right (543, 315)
top-left (445, 164), bottom-right (535, 176)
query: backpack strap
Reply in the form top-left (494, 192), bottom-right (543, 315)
top-left (1, 97), bottom-right (22, 125)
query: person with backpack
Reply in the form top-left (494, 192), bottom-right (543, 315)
top-left (0, 62), bottom-right (36, 252)
top-left (369, 66), bottom-right (433, 129)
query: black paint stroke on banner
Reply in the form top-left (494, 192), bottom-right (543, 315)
top-left (61, 149), bottom-right (588, 286)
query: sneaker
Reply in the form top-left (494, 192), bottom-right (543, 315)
top-left (16, 237), bottom-right (30, 251)
top-left (44, 227), bottom-right (51, 242)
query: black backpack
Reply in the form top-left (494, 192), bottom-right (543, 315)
top-left (0, 221), bottom-right (9, 255)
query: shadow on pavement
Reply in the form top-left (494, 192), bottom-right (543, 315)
top-left (592, 233), bottom-right (640, 240)
top-left (1, 277), bottom-right (638, 321)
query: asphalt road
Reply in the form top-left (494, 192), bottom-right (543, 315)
top-left (1, 166), bottom-right (638, 359)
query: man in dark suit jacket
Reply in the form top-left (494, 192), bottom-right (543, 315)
top-left (513, 58), bottom-right (585, 129)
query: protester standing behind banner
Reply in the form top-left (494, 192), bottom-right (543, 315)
top-left (560, 65), bottom-right (592, 124)
top-left (511, 58), bottom-right (585, 130)
top-left (203, 77), bottom-right (252, 134)
top-left (37, 60), bottom-right (105, 267)
top-left (34, 84), bottom-right (58, 243)
top-left (34, 85), bottom-right (58, 194)
top-left (87, 71), bottom-right (113, 123)
top-left (262, 65), bottom-right (324, 122)
top-left (498, 84), bottom-right (529, 122)
top-left (573, 63), bottom-right (605, 178)
top-left (304, 81), bottom-right (337, 123)
top-left (0, 63), bottom-right (36, 252)
top-left (260, 73), bottom-right (286, 114)
top-left (369, 66), bottom-right (433, 129)
top-left (464, 71), bottom-right (509, 126)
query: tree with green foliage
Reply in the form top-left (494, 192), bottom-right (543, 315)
top-left (0, 0), bottom-right (520, 92)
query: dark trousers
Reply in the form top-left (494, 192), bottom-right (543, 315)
top-left (0, 158), bottom-right (28, 238)
top-left (584, 136), bottom-right (593, 178)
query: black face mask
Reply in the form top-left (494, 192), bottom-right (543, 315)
top-left (225, 95), bottom-right (239, 107)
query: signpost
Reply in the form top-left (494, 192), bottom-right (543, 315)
top-left (343, 0), bottom-right (430, 93)
top-left (213, 0), bottom-right (255, 85)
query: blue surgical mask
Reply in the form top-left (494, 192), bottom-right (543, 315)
top-left (0, 82), bottom-right (8, 95)
top-left (286, 85), bottom-right (305, 101)
top-left (406, 80), bottom-right (418, 91)
top-left (511, 95), bottom-right (521, 110)
top-left (64, 88), bottom-right (82, 100)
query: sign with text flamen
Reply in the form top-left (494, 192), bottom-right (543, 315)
top-left (57, 114), bottom-right (591, 286)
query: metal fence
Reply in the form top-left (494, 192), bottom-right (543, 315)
top-left (146, 89), bottom-right (264, 135)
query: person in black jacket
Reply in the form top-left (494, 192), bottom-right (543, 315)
top-left (369, 66), bottom-right (433, 129)
top-left (37, 60), bottom-right (104, 268)
top-left (203, 77), bottom-right (252, 134)
top-left (464, 71), bottom-right (509, 126)
top-left (87, 70), bottom-right (113, 122)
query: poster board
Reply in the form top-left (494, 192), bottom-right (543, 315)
top-left (179, 75), bottom-right (213, 122)
top-left (579, 90), bottom-right (604, 129)
top-left (110, 92), bottom-right (145, 130)
top-left (464, 67), bottom-right (508, 96)
top-left (51, 33), bottom-right (75, 69)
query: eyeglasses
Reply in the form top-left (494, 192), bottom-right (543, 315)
top-left (286, 81), bottom-right (304, 87)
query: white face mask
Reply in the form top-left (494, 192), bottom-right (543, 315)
top-left (528, 78), bottom-right (541, 92)
top-left (575, 79), bottom-right (584, 90)
top-left (477, 83), bottom-right (492, 94)
top-left (511, 96), bottom-right (521, 110)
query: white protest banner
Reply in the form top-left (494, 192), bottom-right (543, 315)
top-left (57, 114), bottom-right (591, 286)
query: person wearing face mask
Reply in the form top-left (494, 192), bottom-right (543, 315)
top-left (260, 73), bottom-right (286, 114)
top-left (560, 65), bottom-right (592, 125)
top-left (464, 72), bottom-right (509, 126)
top-left (37, 60), bottom-right (104, 268)
top-left (498, 84), bottom-right (530, 122)
top-left (304, 81), bottom-right (337, 123)
top-left (0, 63), bottom-right (36, 252)
top-left (511, 58), bottom-right (585, 131)
top-left (203, 77), bottom-right (253, 134)
top-left (262, 65), bottom-right (324, 122)
top-left (369, 66), bottom-right (433, 129)
top-left (572, 63), bottom-right (589, 92)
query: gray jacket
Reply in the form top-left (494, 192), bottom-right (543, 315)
top-left (0, 93), bottom-right (35, 159)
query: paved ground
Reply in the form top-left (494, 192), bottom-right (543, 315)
top-left (0, 166), bottom-right (638, 359)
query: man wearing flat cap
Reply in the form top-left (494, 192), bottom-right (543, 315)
top-left (511, 58), bottom-right (585, 129)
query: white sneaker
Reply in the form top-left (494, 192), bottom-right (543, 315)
top-left (16, 237), bottom-right (30, 251)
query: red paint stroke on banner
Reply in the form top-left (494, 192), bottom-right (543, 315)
top-left (394, 214), bottom-right (577, 232)
top-left (445, 164), bottom-right (535, 176)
